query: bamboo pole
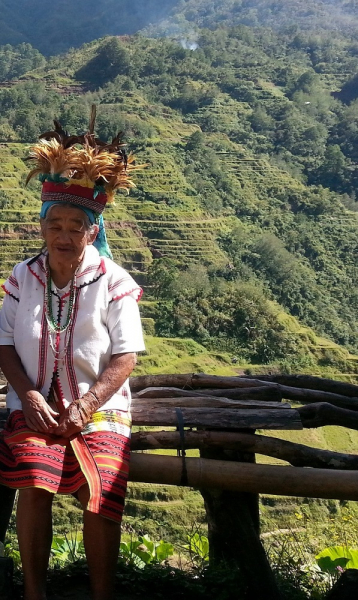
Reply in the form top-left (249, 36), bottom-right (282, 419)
top-left (130, 430), bottom-right (358, 470)
top-left (129, 454), bottom-right (358, 500)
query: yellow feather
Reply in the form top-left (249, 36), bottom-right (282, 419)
top-left (26, 128), bottom-right (147, 202)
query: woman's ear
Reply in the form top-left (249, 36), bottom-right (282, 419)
top-left (88, 224), bottom-right (99, 245)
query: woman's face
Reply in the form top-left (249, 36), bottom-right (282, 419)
top-left (40, 204), bottom-right (98, 267)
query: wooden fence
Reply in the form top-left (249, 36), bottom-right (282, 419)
top-left (2, 372), bottom-right (358, 599)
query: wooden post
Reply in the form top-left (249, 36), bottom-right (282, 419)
top-left (199, 441), bottom-right (282, 600)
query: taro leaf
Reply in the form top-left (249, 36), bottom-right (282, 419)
top-left (155, 541), bottom-right (174, 562)
top-left (316, 556), bottom-right (349, 574)
top-left (316, 546), bottom-right (358, 573)
top-left (139, 535), bottom-right (155, 556)
top-left (134, 549), bottom-right (152, 565)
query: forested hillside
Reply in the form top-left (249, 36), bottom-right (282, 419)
top-left (1, 25), bottom-right (358, 372)
top-left (1, 0), bottom-right (358, 55)
top-left (149, 0), bottom-right (358, 37)
top-left (0, 0), bottom-right (178, 54)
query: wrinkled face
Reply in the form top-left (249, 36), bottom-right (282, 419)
top-left (40, 204), bottom-right (98, 266)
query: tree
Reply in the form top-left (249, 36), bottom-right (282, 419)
top-left (75, 38), bottom-right (131, 85)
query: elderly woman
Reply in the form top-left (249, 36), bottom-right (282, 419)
top-left (0, 113), bottom-right (145, 600)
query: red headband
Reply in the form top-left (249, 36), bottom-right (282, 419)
top-left (41, 181), bottom-right (108, 214)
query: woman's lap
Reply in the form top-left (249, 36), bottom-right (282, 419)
top-left (0, 410), bottom-right (131, 523)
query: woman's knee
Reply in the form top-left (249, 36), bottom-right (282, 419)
top-left (18, 487), bottom-right (54, 508)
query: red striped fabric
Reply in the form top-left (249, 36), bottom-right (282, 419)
top-left (0, 411), bottom-right (131, 523)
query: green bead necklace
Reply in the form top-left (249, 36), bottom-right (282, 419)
top-left (45, 268), bottom-right (76, 334)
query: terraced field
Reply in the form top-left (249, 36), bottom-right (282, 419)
top-left (0, 140), bottom-right (233, 285)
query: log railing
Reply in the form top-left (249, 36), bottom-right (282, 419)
top-left (3, 372), bottom-right (358, 599)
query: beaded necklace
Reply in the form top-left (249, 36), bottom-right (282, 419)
top-left (44, 260), bottom-right (77, 361)
top-left (45, 271), bottom-right (76, 333)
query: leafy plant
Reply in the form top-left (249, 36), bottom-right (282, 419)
top-left (50, 533), bottom-right (85, 565)
top-left (315, 545), bottom-right (358, 576)
top-left (119, 535), bottom-right (174, 568)
top-left (184, 533), bottom-right (210, 567)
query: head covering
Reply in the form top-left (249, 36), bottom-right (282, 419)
top-left (26, 105), bottom-right (142, 258)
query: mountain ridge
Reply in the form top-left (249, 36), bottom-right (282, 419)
top-left (1, 0), bottom-right (358, 55)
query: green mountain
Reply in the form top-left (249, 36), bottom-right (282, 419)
top-left (0, 0), bottom-right (178, 54)
top-left (1, 0), bottom-right (358, 55)
top-left (1, 28), bottom-right (358, 374)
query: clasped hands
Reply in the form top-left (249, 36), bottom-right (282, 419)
top-left (22, 390), bottom-right (94, 438)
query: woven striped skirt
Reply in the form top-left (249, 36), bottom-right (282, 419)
top-left (0, 409), bottom-right (132, 523)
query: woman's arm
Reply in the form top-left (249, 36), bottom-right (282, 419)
top-left (54, 352), bottom-right (137, 438)
top-left (0, 345), bottom-right (59, 432)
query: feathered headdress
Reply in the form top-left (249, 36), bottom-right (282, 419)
top-left (26, 105), bottom-right (141, 213)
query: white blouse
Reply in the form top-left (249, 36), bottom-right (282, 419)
top-left (0, 245), bottom-right (145, 412)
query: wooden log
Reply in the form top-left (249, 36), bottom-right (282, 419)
top-left (128, 454), bottom-right (358, 500)
top-left (131, 406), bottom-right (303, 429)
top-left (133, 397), bottom-right (290, 410)
top-left (136, 386), bottom-right (283, 402)
top-left (130, 430), bottom-right (358, 470)
top-left (199, 386), bottom-right (358, 410)
top-left (191, 386), bottom-right (283, 402)
top-left (130, 373), bottom-right (200, 391)
top-left (199, 438), bottom-right (282, 600)
top-left (130, 373), bottom-right (270, 391)
top-left (129, 374), bottom-right (358, 410)
top-left (244, 374), bottom-right (358, 398)
top-left (298, 402), bottom-right (358, 430)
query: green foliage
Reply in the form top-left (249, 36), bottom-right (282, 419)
top-left (0, 43), bottom-right (45, 81)
top-left (75, 39), bottom-right (131, 85)
top-left (156, 279), bottom-right (303, 363)
top-left (120, 535), bottom-right (174, 568)
top-left (51, 534), bottom-right (85, 566)
top-left (184, 533), bottom-right (209, 566)
top-left (316, 545), bottom-right (358, 574)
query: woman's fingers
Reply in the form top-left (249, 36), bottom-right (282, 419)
top-left (24, 407), bottom-right (58, 432)
top-left (54, 417), bottom-right (82, 438)
top-left (54, 422), bottom-right (72, 437)
top-left (43, 411), bottom-right (59, 428)
top-left (48, 406), bottom-right (60, 418)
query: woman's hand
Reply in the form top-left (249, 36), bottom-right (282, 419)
top-left (22, 390), bottom-right (59, 433)
top-left (54, 401), bottom-right (89, 438)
